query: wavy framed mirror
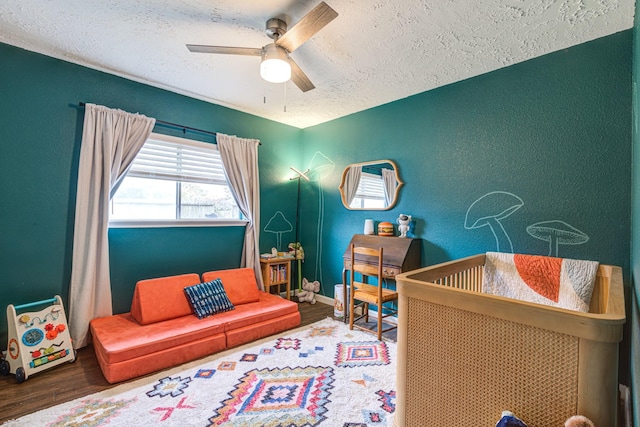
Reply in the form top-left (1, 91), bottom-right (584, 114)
top-left (338, 160), bottom-right (403, 210)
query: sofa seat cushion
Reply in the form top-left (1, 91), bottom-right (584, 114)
top-left (130, 273), bottom-right (202, 325)
top-left (226, 311), bottom-right (301, 349)
top-left (202, 268), bottom-right (260, 306)
top-left (213, 291), bottom-right (299, 332)
top-left (90, 312), bottom-right (225, 364)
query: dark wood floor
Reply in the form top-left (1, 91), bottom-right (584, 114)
top-left (0, 302), bottom-right (338, 423)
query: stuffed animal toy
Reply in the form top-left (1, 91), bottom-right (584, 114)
top-left (287, 242), bottom-right (305, 260)
top-left (298, 278), bottom-right (320, 304)
top-left (496, 411), bottom-right (527, 427)
top-left (397, 213), bottom-right (412, 238)
top-left (288, 242), bottom-right (305, 291)
top-left (564, 415), bottom-right (594, 427)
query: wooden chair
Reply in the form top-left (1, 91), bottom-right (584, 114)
top-left (349, 244), bottom-right (398, 340)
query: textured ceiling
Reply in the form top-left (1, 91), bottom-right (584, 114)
top-left (0, 0), bottom-right (635, 128)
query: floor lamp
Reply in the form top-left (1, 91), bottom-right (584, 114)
top-left (290, 167), bottom-right (310, 292)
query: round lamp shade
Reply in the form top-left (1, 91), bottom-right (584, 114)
top-left (260, 44), bottom-right (291, 83)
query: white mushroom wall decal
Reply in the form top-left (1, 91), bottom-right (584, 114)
top-left (526, 220), bottom-right (589, 257)
top-left (464, 191), bottom-right (524, 253)
top-left (307, 152), bottom-right (335, 183)
top-left (264, 211), bottom-right (293, 251)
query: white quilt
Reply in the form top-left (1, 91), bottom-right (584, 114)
top-left (482, 252), bottom-right (599, 312)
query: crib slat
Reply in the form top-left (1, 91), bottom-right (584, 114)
top-left (430, 266), bottom-right (485, 293)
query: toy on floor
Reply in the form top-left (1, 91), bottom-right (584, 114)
top-left (1, 295), bottom-right (76, 383)
top-left (298, 278), bottom-right (320, 304)
top-left (496, 410), bottom-right (527, 427)
top-left (565, 415), bottom-right (595, 427)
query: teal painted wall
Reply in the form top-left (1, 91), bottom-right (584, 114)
top-left (631, 0), bottom-right (640, 423)
top-left (0, 42), bottom-right (301, 346)
top-left (109, 227), bottom-right (246, 314)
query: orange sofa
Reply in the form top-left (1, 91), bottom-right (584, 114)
top-left (89, 268), bottom-right (300, 383)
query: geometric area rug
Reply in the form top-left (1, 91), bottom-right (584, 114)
top-left (2, 318), bottom-right (396, 426)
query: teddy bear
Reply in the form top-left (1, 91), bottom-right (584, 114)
top-left (564, 415), bottom-right (594, 427)
top-left (397, 213), bottom-right (412, 238)
top-left (298, 278), bottom-right (320, 304)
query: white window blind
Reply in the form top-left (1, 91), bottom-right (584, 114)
top-left (355, 172), bottom-right (385, 200)
top-left (127, 133), bottom-right (226, 185)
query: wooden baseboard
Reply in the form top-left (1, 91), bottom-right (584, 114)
top-left (282, 291), bottom-right (334, 307)
top-left (314, 294), bottom-right (334, 306)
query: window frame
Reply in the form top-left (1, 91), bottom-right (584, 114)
top-left (109, 132), bottom-right (247, 228)
top-left (349, 171), bottom-right (386, 209)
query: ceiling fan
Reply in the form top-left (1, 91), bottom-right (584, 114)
top-left (186, 1), bottom-right (338, 93)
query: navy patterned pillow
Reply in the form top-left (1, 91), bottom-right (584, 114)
top-left (184, 279), bottom-right (235, 319)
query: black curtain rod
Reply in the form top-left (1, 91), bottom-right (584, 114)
top-left (78, 102), bottom-right (218, 138)
top-left (156, 121), bottom-right (218, 138)
top-left (78, 102), bottom-right (261, 145)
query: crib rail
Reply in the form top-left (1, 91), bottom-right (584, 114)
top-left (401, 254), bottom-right (484, 289)
top-left (398, 253), bottom-right (624, 318)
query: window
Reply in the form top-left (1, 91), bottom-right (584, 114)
top-left (110, 133), bottom-right (243, 226)
top-left (349, 172), bottom-right (386, 209)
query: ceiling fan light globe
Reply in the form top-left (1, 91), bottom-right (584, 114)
top-left (260, 44), bottom-right (291, 83)
top-left (261, 59), bottom-right (291, 83)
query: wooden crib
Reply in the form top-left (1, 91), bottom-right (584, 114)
top-left (394, 254), bottom-right (625, 427)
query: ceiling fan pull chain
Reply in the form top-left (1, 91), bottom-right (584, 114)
top-left (284, 81), bottom-right (287, 113)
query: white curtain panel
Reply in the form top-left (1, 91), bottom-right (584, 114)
top-left (382, 168), bottom-right (397, 206)
top-left (217, 133), bottom-right (263, 290)
top-left (344, 165), bottom-right (362, 206)
top-left (69, 104), bottom-right (155, 348)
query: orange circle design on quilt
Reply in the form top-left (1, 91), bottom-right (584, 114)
top-left (514, 254), bottom-right (562, 302)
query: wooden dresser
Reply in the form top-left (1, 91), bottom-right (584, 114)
top-left (341, 234), bottom-right (421, 321)
top-left (342, 234), bottom-right (421, 279)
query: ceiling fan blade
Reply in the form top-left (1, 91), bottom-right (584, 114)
top-left (289, 58), bottom-right (315, 92)
top-left (186, 45), bottom-right (262, 56)
top-left (276, 1), bottom-right (338, 53)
